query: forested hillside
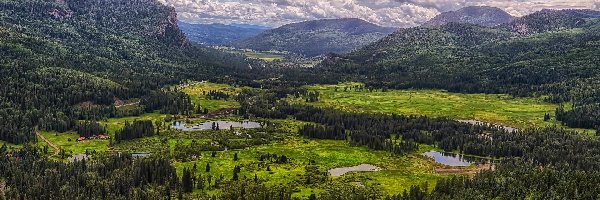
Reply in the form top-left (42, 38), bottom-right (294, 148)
top-left (321, 9), bottom-right (600, 130)
top-left (0, 0), bottom-right (249, 144)
top-left (422, 6), bottom-right (514, 27)
top-left (233, 18), bottom-right (397, 57)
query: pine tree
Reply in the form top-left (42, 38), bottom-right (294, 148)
top-left (205, 163), bottom-right (211, 172)
top-left (182, 168), bottom-right (193, 193)
top-left (197, 174), bottom-right (204, 190)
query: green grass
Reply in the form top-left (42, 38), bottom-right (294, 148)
top-left (0, 140), bottom-right (22, 149)
top-left (243, 52), bottom-right (284, 62)
top-left (100, 112), bottom-right (167, 135)
top-left (288, 82), bottom-right (580, 131)
top-left (38, 131), bottom-right (109, 155)
top-left (173, 136), bottom-right (443, 197)
top-left (180, 82), bottom-right (243, 112)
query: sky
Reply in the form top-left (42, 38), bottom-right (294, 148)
top-left (158, 0), bottom-right (600, 27)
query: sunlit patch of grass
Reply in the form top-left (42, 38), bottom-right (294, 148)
top-left (38, 131), bottom-right (109, 155)
top-left (287, 82), bottom-right (583, 131)
top-left (99, 112), bottom-right (167, 135)
top-left (172, 134), bottom-right (443, 197)
top-left (179, 82), bottom-right (244, 112)
top-left (243, 52), bottom-right (284, 62)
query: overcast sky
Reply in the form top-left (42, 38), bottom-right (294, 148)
top-left (158, 0), bottom-right (600, 27)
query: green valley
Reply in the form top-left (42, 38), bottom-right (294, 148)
top-left (287, 83), bottom-right (591, 133)
top-left (2, 1), bottom-right (600, 200)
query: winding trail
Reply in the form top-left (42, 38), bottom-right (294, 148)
top-left (36, 131), bottom-right (60, 157)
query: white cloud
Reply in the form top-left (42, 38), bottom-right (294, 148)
top-left (158, 0), bottom-right (600, 27)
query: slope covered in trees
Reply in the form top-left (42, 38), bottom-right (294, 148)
top-left (320, 9), bottom-right (600, 129)
top-left (422, 6), bottom-right (514, 27)
top-left (233, 18), bottom-right (397, 57)
top-left (0, 0), bottom-right (251, 144)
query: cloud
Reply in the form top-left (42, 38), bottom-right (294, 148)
top-left (159, 0), bottom-right (599, 27)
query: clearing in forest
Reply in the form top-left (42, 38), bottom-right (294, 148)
top-left (179, 82), bottom-right (244, 111)
top-left (288, 83), bottom-right (565, 130)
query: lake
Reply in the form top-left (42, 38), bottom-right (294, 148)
top-left (329, 164), bottom-right (381, 176)
top-left (172, 120), bottom-right (261, 131)
top-left (422, 151), bottom-right (487, 167)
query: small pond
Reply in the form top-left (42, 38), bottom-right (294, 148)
top-left (329, 164), bottom-right (381, 177)
top-left (423, 151), bottom-right (489, 167)
top-left (171, 121), bottom-right (261, 131)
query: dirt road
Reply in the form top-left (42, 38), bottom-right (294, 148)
top-left (36, 131), bottom-right (60, 157)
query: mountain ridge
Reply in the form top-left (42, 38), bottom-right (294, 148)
top-left (233, 18), bottom-right (397, 56)
top-left (422, 6), bottom-right (514, 27)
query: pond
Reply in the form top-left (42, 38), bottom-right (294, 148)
top-left (422, 151), bottom-right (488, 167)
top-left (329, 164), bottom-right (381, 176)
top-left (171, 121), bottom-right (261, 131)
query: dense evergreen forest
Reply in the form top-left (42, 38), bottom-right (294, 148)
top-left (0, 0), bottom-right (255, 144)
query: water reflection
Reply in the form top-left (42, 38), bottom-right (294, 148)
top-left (423, 151), bottom-right (488, 167)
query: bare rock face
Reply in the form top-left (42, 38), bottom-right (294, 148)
top-left (155, 7), bottom-right (187, 47)
top-left (422, 6), bottom-right (514, 27)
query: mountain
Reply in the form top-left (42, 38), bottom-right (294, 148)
top-left (500, 9), bottom-right (597, 35)
top-left (422, 6), bottom-right (514, 27)
top-left (178, 22), bottom-right (270, 45)
top-left (233, 18), bottom-right (397, 57)
top-left (0, 0), bottom-right (249, 144)
top-left (321, 9), bottom-right (600, 128)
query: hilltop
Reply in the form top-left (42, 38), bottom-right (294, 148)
top-left (422, 6), bottom-right (514, 27)
top-left (233, 18), bottom-right (396, 57)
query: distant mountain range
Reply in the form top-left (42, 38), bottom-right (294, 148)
top-left (178, 22), bottom-right (271, 45)
top-left (232, 18), bottom-right (397, 57)
top-left (422, 6), bottom-right (514, 27)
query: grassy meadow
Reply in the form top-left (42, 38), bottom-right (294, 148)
top-left (287, 83), bottom-right (576, 130)
top-left (180, 82), bottom-right (243, 111)
top-left (100, 111), bottom-right (167, 135)
top-left (243, 51), bottom-right (285, 62)
top-left (170, 136), bottom-right (444, 198)
top-left (38, 131), bottom-right (109, 155)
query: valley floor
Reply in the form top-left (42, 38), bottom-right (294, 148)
top-left (287, 82), bottom-right (593, 134)
top-left (2, 81), bottom-right (590, 199)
